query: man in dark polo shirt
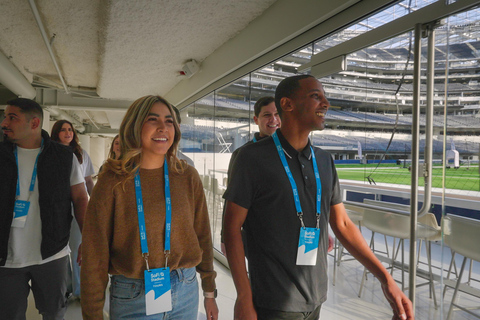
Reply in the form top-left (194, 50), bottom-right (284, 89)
top-left (221, 96), bottom-right (334, 257)
top-left (220, 96), bottom-right (280, 255)
top-left (227, 96), bottom-right (281, 182)
top-left (223, 75), bottom-right (413, 320)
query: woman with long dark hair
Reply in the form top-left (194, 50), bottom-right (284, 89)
top-left (51, 120), bottom-right (95, 300)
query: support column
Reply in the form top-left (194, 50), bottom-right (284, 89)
top-left (42, 110), bottom-right (51, 132)
top-left (89, 137), bottom-right (107, 174)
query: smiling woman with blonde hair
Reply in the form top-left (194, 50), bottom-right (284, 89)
top-left (102, 96), bottom-right (184, 179)
top-left (81, 95), bottom-right (218, 320)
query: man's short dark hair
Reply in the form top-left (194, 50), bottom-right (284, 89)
top-left (7, 98), bottom-right (43, 121)
top-left (253, 96), bottom-right (275, 117)
top-left (275, 74), bottom-right (315, 118)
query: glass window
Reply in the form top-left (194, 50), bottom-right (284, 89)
top-left (184, 2), bottom-right (480, 317)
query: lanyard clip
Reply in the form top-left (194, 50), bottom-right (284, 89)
top-left (316, 214), bottom-right (320, 230)
top-left (143, 253), bottom-right (150, 271)
top-left (297, 212), bottom-right (306, 229)
top-left (164, 250), bottom-right (170, 268)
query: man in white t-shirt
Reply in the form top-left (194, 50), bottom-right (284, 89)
top-left (0, 98), bottom-right (88, 320)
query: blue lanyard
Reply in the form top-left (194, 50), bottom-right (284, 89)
top-left (14, 141), bottom-right (43, 199)
top-left (272, 131), bottom-right (321, 229)
top-left (134, 158), bottom-right (171, 270)
top-left (253, 135), bottom-right (257, 143)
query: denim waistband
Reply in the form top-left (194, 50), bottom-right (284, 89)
top-left (170, 267), bottom-right (195, 281)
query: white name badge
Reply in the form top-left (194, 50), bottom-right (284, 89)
top-left (12, 200), bottom-right (30, 228)
top-left (144, 267), bottom-right (172, 315)
top-left (296, 227), bottom-right (320, 266)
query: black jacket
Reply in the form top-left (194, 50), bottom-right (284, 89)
top-left (0, 130), bottom-right (73, 266)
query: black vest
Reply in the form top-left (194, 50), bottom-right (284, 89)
top-left (0, 130), bottom-right (73, 266)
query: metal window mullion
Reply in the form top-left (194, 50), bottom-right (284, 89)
top-left (408, 23), bottom-right (422, 311)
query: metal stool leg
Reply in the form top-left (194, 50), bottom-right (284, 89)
top-left (446, 257), bottom-right (468, 320)
top-left (444, 250), bottom-right (457, 298)
top-left (426, 240), bottom-right (438, 309)
top-left (333, 237), bottom-right (337, 286)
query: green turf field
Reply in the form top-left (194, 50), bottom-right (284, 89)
top-left (337, 164), bottom-right (480, 191)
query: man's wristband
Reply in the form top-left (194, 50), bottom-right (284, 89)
top-left (203, 289), bottom-right (217, 299)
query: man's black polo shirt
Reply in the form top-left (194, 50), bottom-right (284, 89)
top-left (227, 132), bottom-right (264, 184)
top-left (221, 132), bottom-right (266, 243)
top-left (224, 129), bottom-right (342, 312)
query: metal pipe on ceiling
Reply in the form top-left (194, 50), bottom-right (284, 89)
top-left (44, 106), bottom-right (85, 133)
top-left (84, 110), bottom-right (100, 130)
top-left (0, 51), bottom-right (36, 99)
top-left (27, 0), bottom-right (70, 94)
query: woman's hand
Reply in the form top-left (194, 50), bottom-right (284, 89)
top-left (204, 297), bottom-right (219, 320)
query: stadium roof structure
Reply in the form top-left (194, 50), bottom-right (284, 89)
top-left (186, 3), bottom-right (480, 136)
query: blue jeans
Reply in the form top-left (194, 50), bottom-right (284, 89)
top-left (110, 267), bottom-right (199, 320)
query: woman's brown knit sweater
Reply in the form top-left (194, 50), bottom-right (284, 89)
top-left (81, 165), bottom-right (216, 319)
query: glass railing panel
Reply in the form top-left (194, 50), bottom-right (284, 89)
top-left (439, 6), bottom-right (480, 320)
top-left (180, 94), bottom-right (217, 248)
top-left (210, 77), bottom-right (252, 253)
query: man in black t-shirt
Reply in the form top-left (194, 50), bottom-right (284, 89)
top-left (223, 75), bottom-right (413, 320)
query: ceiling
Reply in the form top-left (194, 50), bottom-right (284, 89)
top-left (2, 0), bottom-right (480, 136)
top-left (4, 0), bottom-right (420, 135)
top-left (0, 0), bottom-right (283, 133)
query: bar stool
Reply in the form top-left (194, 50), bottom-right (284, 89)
top-left (358, 208), bottom-right (439, 309)
top-left (443, 214), bottom-right (480, 320)
top-left (332, 206), bottom-right (363, 286)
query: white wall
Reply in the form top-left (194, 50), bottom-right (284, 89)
top-left (89, 137), bottom-right (107, 174)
